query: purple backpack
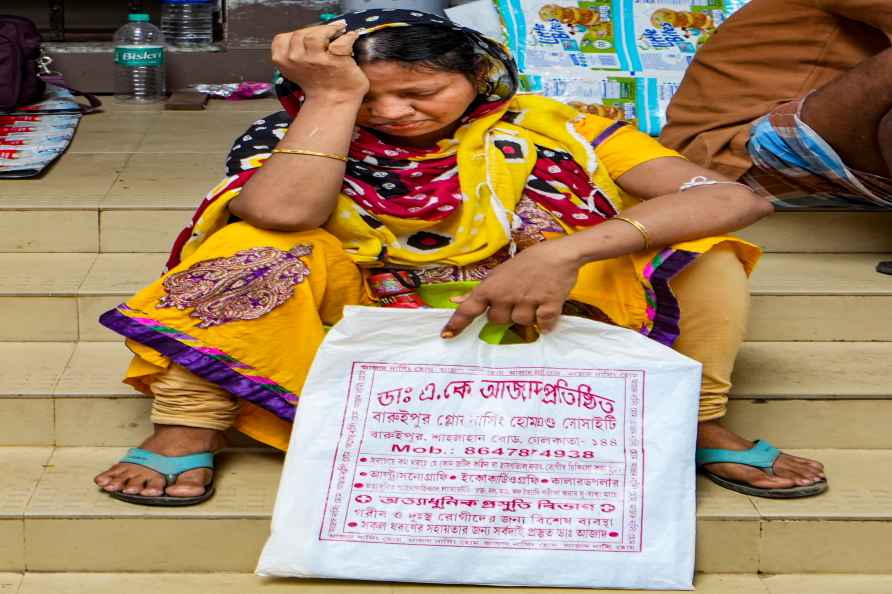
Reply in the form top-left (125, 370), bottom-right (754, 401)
top-left (0, 15), bottom-right (47, 111)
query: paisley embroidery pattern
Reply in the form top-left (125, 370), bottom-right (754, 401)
top-left (513, 196), bottom-right (564, 249)
top-left (157, 244), bottom-right (313, 328)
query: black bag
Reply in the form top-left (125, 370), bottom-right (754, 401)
top-left (0, 14), bottom-right (101, 114)
top-left (0, 15), bottom-right (46, 111)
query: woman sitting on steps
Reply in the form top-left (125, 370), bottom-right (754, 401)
top-left (94, 9), bottom-right (826, 505)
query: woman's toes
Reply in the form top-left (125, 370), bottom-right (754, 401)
top-left (775, 458), bottom-right (823, 484)
top-left (98, 464), bottom-right (211, 499)
top-left (122, 476), bottom-right (148, 495)
top-left (701, 447), bottom-right (827, 491)
top-left (100, 466), bottom-right (139, 491)
top-left (788, 454), bottom-right (825, 472)
top-left (165, 468), bottom-right (212, 498)
top-left (141, 476), bottom-right (166, 497)
top-left (94, 464), bottom-right (127, 487)
top-left (740, 467), bottom-right (796, 489)
top-left (803, 465), bottom-right (825, 481)
top-left (773, 463), bottom-right (806, 481)
top-left (117, 467), bottom-right (150, 494)
top-left (98, 464), bottom-right (165, 494)
top-left (806, 460), bottom-right (826, 476)
top-left (707, 462), bottom-right (796, 489)
top-left (102, 475), bottom-right (128, 492)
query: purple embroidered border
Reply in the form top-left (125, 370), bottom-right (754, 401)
top-left (99, 308), bottom-right (296, 422)
top-left (99, 246), bottom-right (697, 424)
top-left (645, 249), bottom-right (698, 347)
top-left (590, 120), bottom-right (630, 150)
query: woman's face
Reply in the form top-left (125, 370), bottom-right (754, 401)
top-left (356, 61), bottom-right (479, 147)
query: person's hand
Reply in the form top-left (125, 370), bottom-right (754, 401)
top-left (271, 20), bottom-right (369, 102)
top-left (441, 239), bottom-right (585, 338)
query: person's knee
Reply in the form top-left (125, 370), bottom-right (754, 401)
top-left (203, 220), bottom-right (342, 255)
top-left (672, 245), bottom-right (750, 333)
top-left (879, 108), bottom-right (892, 145)
top-left (674, 244), bottom-right (748, 295)
top-left (878, 109), bottom-right (892, 172)
top-left (229, 220), bottom-right (339, 242)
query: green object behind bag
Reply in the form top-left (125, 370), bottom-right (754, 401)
top-left (418, 281), bottom-right (511, 345)
top-left (324, 281), bottom-right (516, 345)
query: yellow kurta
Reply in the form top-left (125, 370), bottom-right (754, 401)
top-left (100, 104), bottom-right (759, 450)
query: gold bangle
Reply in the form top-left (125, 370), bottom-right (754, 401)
top-left (612, 216), bottom-right (650, 250)
top-left (271, 148), bottom-right (348, 162)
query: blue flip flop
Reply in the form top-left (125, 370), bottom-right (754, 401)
top-left (107, 448), bottom-right (216, 507)
top-left (696, 439), bottom-right (828, 499)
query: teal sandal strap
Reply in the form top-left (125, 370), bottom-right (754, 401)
top-left (696, 439), bottom-right (780, 470)
top-left (120, 448), bottom-right (215, 487)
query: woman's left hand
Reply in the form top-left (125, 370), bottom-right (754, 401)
top-left (441, 239), bottom-right (583, 338)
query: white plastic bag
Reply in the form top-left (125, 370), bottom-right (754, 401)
top-left (445, 0), bottom-right (504, 40)
top-left (257, 306), bottom-right (701, 589)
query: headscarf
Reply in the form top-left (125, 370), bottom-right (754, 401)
top-left (167, 9), bottom-right (621, 271)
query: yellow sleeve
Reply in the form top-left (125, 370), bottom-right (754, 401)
top-left (575, 115), bottom-right (684, 179)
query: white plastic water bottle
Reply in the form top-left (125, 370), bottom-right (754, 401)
top-left (161, 0), bottom-right (214, 47)
top-left (113, 13), bottom-right (166, 103)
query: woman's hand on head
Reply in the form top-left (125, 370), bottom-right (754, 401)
top-left (441, 239), bottom-right (585, 338)
top-left (272, 20), bottom-right (369, 103)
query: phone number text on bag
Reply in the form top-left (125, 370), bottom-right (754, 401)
top-left (319, 362), bottom-right (645, 552)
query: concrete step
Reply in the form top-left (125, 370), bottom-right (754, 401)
top-left (1, 207), bottom-right (892, 255)
top-left (3, 252), bottom-right (892, 342)
top-left (1, 341), bottom-right (890, 449)
top-left (0, 105), bottom-right (283, 255)
top-left (0, 100), bottom-right (890, 254)
top-left (0, 447), bottom-right (888, 574)
top-left (0, 342), bottom-right (258, 449)
top-left (4, 572), bottom-right (892, 594)
top-left (737, 211), bottom-right (892, 254)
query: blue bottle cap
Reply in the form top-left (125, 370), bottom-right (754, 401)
top-left (128, 13), bottom-right (151, 22)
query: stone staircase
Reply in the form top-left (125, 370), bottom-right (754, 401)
top-left (1, 99), bottom-right (891, 592)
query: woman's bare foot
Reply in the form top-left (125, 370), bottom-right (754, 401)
top-left (698, 420), bottom-right (826, 489)
top-left (94, 425), bottom-right (226, 498)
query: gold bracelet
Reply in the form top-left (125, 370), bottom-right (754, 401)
top-left (612, 216), bottom-right (650, 250)
top-left (271, 148), bottom-right (348, 162)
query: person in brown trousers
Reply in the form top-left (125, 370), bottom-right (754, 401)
top-left (660, 0), bottom-right (892, 274)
